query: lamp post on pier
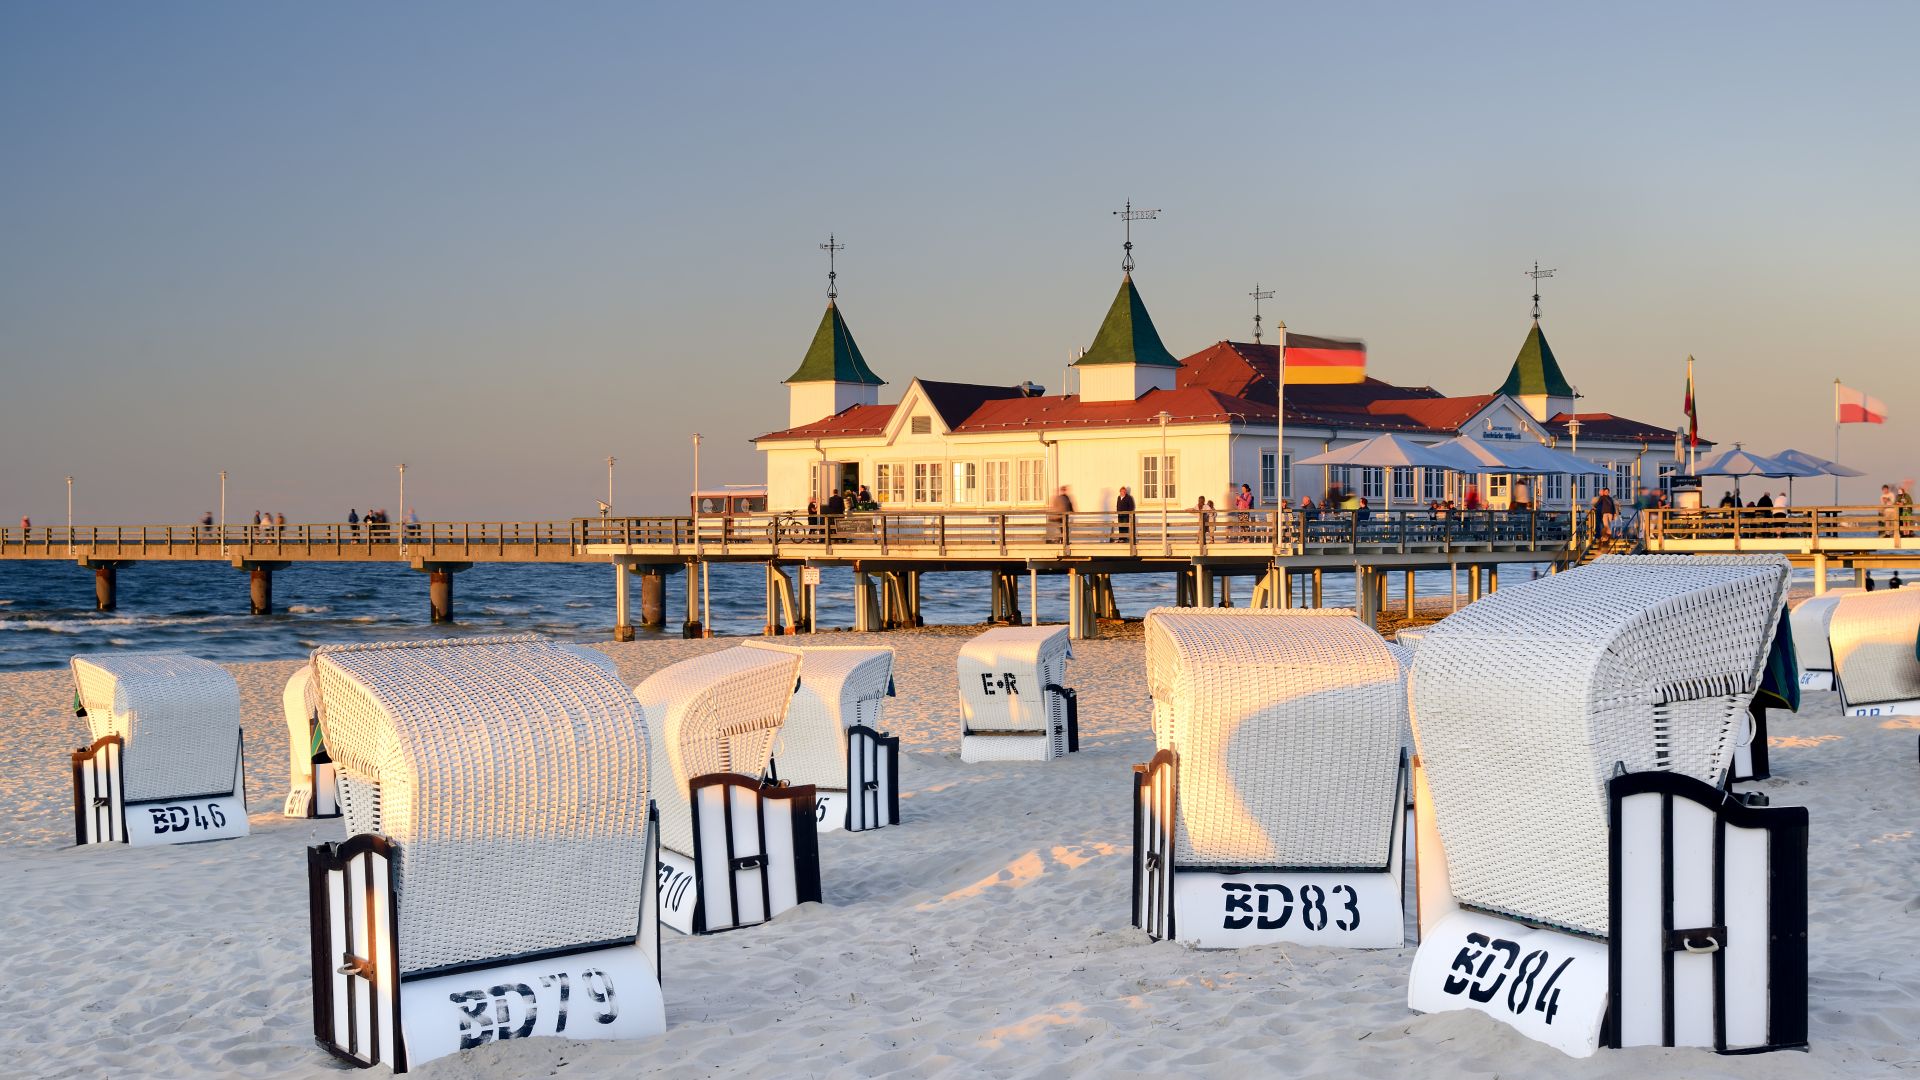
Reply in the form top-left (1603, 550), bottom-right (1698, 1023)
top-left (66, 476), bottom-right (73, 555)
top-left (607, 456), bottom-right (616, 514)
top-left (1567, 414), bottom-right (1583, 541)
top-left (219, 470), bottom-right (228, 555)
top-left (1157, 411), bottom-right (1172, 555)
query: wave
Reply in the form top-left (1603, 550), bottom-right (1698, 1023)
top-left (286, 604), bottom-right (331, 614)
top-left (0, 614), bottom-right (241, 633)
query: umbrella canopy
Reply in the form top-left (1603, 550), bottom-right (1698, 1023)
top-left (1696, 447), bottom-right (1803, 478)
top-left (1498, 441), bottom-right (1612, 476)
top-left (1771, 448), bottom-right (1866, 478)
top-left (1294, 433), bottom-right (1460, 470)
top-left (1428, 436), bottom-right (1533, 472)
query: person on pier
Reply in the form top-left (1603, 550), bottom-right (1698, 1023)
top-left (1115, 486), bottom-right (1135, 541)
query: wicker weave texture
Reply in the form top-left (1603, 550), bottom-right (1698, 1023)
top-left (957, 625), bottom-right (1072, 732)
top-left (1789, 593), bottom-right (1853, 671)
top-left (744, 641), bottom-right (893, 791)
top-left (1144, 607), bottom-right (1405, 869)
top-left (633, 646), bottom-right (799, 856)
top-left (70, 652), bottom-right (241, 803)
top-left (1829, 587), bottom-right (1920, 707)
top-left (311, 635), bottom-right (652, 976)
top-left (1409, 555), bottom-right (1789, 936)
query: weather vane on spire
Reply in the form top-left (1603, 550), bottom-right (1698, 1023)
top-left (1112, 200), bottom-right (1159, 274)
top-left (1526, 260), bottom-right (1556, 320)
top-left (1249, 283), bottom-right (1275, 344)
top-left (821, 234), bottom-right (845, 300)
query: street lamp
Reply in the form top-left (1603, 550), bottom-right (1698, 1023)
top-left (219, 470), bottom-right (228, 552)
top-left (66, 475), bottom-right (74, 554)
top-left (607, 455), bottom-right (616, 515)
top-left (397, 463), bottom-right (407, 522)
top-left (1566, 414), bottom-right (1583, 539)
top-left (1156, 410), bottom-right (1172, 555)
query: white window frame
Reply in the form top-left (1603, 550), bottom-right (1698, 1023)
top-left (1141, 452), bottom-right (1179, 502)
top-left (1016, 458), bottom-right (1046, 505)
top-left (1421, 467), bottom-right (1447, 502)
top-left (1545, 473), bottom-right (1566, 502)
top-left (912, 462), bottom-right (945, 503)
top-left (982, 460), bottom-right (1012, 504)
top-left (952, 461), bottom-right (978, 504)
top-left (1357, 467), bottom-right (1384, 500)
top-left (1391, 467), bottom-right (1414, 502)
top-left (1260, 450), bottom-right (1293, 502)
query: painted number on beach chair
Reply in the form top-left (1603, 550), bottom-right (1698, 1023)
top-left (450, 969), bottom-right (618, 1049)
top-left (657, 860), bottom-right (695, 915)
top-left (1219, 882), bottom-right (1361, 932)
top-left (1441, 933), bottom-right (1574, 1025)
top-left (145, 801), bottom-right (228, 834)
top-left (978, 672), bottom-right (1020, 696)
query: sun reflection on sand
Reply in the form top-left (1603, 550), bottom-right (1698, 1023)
top-left (979, 995), bottom-right (1147, 1048)
top-left (1877, 716), bottom-right (1920, 730)
top-left (1768, 734), bottom-right (1843, 748)
top-left (916, 843), bottom-right (1121, 910)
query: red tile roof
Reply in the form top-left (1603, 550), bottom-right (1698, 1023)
top-left (952, 387), bottom-right (1275, 432)
top-left (755, 403), bottom-right (898, 442)
top-left (1544, 412), bottom-right (1707, 446)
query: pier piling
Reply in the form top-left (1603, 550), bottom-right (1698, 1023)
top-left (92, 563), bottom-right (118, 612)
top-left (640, 569), bottom-right (667, 629)
top-left (614, 562), bottom-right (634, 642)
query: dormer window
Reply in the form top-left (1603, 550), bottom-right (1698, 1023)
top-left (911, 416), bottom-right (932, 435)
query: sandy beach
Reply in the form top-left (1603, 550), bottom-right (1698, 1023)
top-left (2, 629), bottom-right (1914, 1078)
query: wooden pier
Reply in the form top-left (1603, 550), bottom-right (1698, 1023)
top-left (1642, 506), bottom-right (1920, 591)
top-left (1, 509), bottom-right (1580, 638)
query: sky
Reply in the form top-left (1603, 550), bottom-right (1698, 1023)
top-left (2, 2), bottom-right (1915, 522)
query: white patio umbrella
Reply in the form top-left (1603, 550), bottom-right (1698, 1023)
top-left (1295, 433), bottom-right (1459, 510)
top-left (1753, 449), bottom-right (1835, 505)
top-left (1696, 446), bottom-right (1804, 502)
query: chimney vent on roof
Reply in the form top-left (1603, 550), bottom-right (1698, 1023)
top-left (1018, 381), bottom-right (1046, 398)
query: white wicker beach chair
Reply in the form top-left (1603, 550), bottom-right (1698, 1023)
top-left (1405, 555), bottom-right (1807, 1057)
top-left (1787, 591), bottom-right (1854, 692)
top-left (304, 636), bottom-right (665, 1072)
top-left (634, 646), bottom-right (821, 935)
top-left (69, 652), bottom-right (249, 846)
top-left (281, 664), bottom-right (339, 819)
top-left (743, 640), bottom-right (900, 832)
top-left (1828, 587), bottom-right (1920, 717)
top-left (1132, 608), bottom-right (1409, 949)
top-left (957, 625), bottom-right (1078, 762)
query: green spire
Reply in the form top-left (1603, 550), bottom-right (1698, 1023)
top-left (785, 301), bottom-right (884, 385)
top-left (1497, 320), bottom-right (1574, 398)
top-left (1072, 274), bottom-right (1180, 368)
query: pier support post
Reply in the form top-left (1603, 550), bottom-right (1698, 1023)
top-left (1281, 569), bottom-right (1293, 609)
top-left (1311, 568), bottom-right (1323, 608)
top-left (639, 569), bottom-right (667, 629)
top-left (1196, 564), bottom-right (1216, 608)
top-left (411, 561), bottom-right (470, 624)
top-left (683, 561), bottom-right (702, 638)
top-left (1487, 565), bottom-right (1499, 593)
top-left (1468, 565), bottom-right (1483, 603)
top-left (1405, 569), bottom-right (1416, 618)
top-left (1813, 553), bottom-right (1828, 595)
top-left (615, 562), bottom-right (635, 641)
top-left (91, 563), bottom-right (119, 612)
top-left (908, 570), bottom-right (924, 627)
top-left (1174, 569), bottom-right (1193, 607)
top-left (1356, 567), bottom-right (1377, 628)
top-left (854, 568), bottom-right (877, 633)
top-left (251, 567), bottom-right (274, 616)
top-left (1067, 568), bottom-right (1098, 640)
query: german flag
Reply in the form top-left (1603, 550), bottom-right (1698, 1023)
top-left (1283, 331), bottom-right (1366, 385)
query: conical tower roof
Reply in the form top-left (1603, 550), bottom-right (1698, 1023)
top-left (1072, 274), bottom-right (1180, 368)
top-left (785, 300), bottom-right (884, 385)
top-left (1497, 320), bottom-right (1574, 397)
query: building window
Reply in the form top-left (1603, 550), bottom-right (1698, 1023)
top-left (910, 416), bottom-right (932, 435)
top-left (1422, 467), bottom-right (1447, 502)
top-left (1545, 473), bottom-right (1565, 502)
top-left (952, 461), bottom-right (978, 504)
top-left (1486, 474), bottom-right (1510, 502)
top-left (1357, 467), bottom-right (1384, 500)
top-left (912, 462), bottom-right (944, 503)
top-left (875, 463), bottom-right (907, 505)
top-left (1016, 458), bottom-right (1046, 504)
top-left (1613, 462), bottom-right (1636, 496)
top-left (1142, 454), bottom-right (1179, 501)
top-left (1391, 467), bottom-right (1414, 502)
top-left (1327, 466), bottom-right (1347, 494)
top-left (1657, 462), bottom-right (1678, 496)
top-left (1260, 450), bottom-right (1293, 502)
top-left (982, 460), bottom-right (1011, 503)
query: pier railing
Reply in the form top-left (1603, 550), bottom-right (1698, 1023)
top-left (1643, 506), bottom-right (1920, 553)
top-left (0, 508), bottom-right (1577, 563)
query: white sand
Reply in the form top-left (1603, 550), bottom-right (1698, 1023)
top-left (1, 632), bottom-right (1914, 1077)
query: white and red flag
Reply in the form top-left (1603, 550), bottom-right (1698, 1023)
top-left (1836, 383), bottom-right (1887, 424)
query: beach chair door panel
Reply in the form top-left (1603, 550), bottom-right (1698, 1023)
top-left (308, 836), bottom-right (401, 1070)
top-left (71, 736), bottom-right (125, 845)
top-left (846, 725), bottom-right (898, 831)
top-left (1132, 750), bottom-right (1176, 941)
top-left (689, 776), bottom-right (822, 933)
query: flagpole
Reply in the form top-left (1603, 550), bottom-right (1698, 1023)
top-left (1833, 378), bottom-right (1841, 505)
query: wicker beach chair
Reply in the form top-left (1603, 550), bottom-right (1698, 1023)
top-left (1787, 590), bottom-right (1856, 693)
top-left (304, 636), bottom-right (665, 1072)
top-left (280, 664), bottom-right (339, 819)
top-left (1133, 608), bottom-right (1410, 949)
top-left (634, 646), bottom-right (822, 934)
top-left (69, 652), bottom-right (249, 846)
top-left (1828, 587), bottom-right (1920, 717)
top-left (743, 640), bottom-right (900, 832)
top-left (957, 625), bottom-right (1078, 762)
top-left (1405, 554), bottom-right (1807, 1057)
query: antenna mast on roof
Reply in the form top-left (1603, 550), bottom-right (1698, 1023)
top-left (820, 234), bottom-right (845, 300)
top-left (1249, 283), bottom-right (1275, 344)
top-left (1526, 260), bottom-right (1556, 320)
top-left (1113, 200), bottom-right (1159, 273)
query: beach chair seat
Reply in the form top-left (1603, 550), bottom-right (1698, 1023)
top-left (635, 646), bottom-right (822, 934)
top-left (1405, 554), bottom-right (1806, 1057)
top-left (304, 636), bottom-right (664, 1072)
top-left (744, 641), bottom-right (900, 832)
top-left (957, 625), bottom-right (1077, 762)
top-left (280, 665), bottom-right (340, 818)
top-left (1829, 587), bottom-right (1920, 717)
top-left (1132, 608), bottom-right (1409, 949)
top-left (69, 652), bottom-right (249, 847)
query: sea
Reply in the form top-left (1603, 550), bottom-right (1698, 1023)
top-left (0, 559), bottom-right (1563, 673)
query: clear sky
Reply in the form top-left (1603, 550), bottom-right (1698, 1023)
top-left (3, 2), bottom-right (1914, 522)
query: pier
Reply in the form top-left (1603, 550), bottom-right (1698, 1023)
top-left (1642, 506), bottom-right (1920, 590)
top-left (1, 509), bottom-right (1575, 638)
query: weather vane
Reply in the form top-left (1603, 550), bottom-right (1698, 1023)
top-left (1526, 260), bottom-right (1556, 320)
top-left (1112, 200), bottom-right (1159, 273)
top-left (821, 234), bottom-right (845, 300)
top-left (1250, 283), bottom-right (1275, 344)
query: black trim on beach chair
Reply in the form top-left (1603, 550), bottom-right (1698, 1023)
top-left (846, 724), bottom-right (899, 831)
top-left (71, 735), bottom-right (125, 845)
top-left (1046, 684), bottom-right (1079, 752)
top-left (687, 773), bottom-right (821, 934)
top-left (1131, 749), bottom-right (1177, 941)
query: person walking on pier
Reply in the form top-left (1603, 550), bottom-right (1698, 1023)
top-left (348, 508), bottom-right (360, 541)
top-left (1593, 487), bottom-right (1618, 540)
top-left (200, 511), bottom-right (213, 539)
top-left (1049, 486), bottom-right (1074, 543)
top-left (1115, 486), bottom-right (1135, 541)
